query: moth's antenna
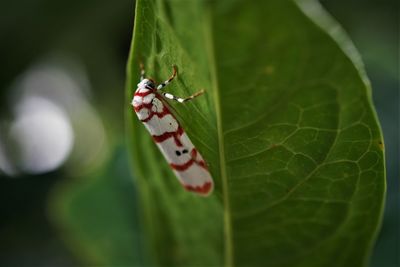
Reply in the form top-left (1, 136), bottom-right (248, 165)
top-left (139, 60), bottom-right (145, 81)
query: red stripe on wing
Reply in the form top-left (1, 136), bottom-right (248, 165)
top-left (140, 106), bottom-right (171, 122)
top-left (134, 90), bottom-right (154, 97)
top-left (152, 127), bottom-right (184, 146)
top-left (170, 159), bottom-right (194, 171)
top-left (134, 103), bottom-right (153, 112)
top-left (170, 149), bottom-right (208, 171)
top-left (184, 181), bottom-right (213, 195)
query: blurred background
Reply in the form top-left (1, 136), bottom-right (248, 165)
top-left (0, 0), bottom-right (397, 266)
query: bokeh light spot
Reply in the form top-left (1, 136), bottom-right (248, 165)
top-left (10, 97), bottom-right (74, 174)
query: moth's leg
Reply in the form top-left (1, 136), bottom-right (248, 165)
top-left (162, 89), bottom-right (204, 103)
top-left (157, 66), bottom-right (177, 90)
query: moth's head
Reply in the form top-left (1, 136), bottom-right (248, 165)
top-left (138, 78), bottom-right (156, 89)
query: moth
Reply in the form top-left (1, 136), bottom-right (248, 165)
top-left (131, 63), bottom-right (214, 196)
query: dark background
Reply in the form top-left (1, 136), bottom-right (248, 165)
top-left (0, 0), bottom-right (398, 266)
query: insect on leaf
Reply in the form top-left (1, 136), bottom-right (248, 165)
top-left (125, 0), bottom-right (385, 266)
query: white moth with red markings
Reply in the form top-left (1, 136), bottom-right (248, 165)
top-left (131, 63), bottom-right (214, 196)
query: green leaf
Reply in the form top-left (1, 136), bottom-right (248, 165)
top-left (126, 0), bottom-right (385, 266)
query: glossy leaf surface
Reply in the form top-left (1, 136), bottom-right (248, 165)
top-left (125, 0), bottom-right (385, 266)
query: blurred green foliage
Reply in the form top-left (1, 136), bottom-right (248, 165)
top-left (51, 147), bottom-right (146, 266)
top-left (0, 0), bottom-right (133, 265)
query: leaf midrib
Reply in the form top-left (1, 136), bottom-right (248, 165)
top-left (203, 8), bottom-right (234, 267)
